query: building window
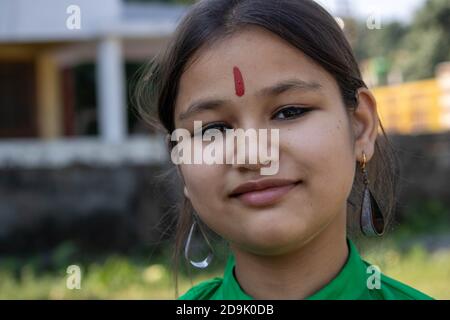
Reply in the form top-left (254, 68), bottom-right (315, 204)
top-left (0, 62), bottom-right (37, 138)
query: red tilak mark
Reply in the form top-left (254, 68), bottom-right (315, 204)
top-left (233, 66), bottom-right (245, 97)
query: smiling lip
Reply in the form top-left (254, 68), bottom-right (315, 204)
top-left (229, 178), bottom-right (302, 207)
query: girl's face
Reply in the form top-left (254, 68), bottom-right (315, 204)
top-left (173, 27), bottom-right (363, 256)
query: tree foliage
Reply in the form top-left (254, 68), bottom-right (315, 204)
top-left (354, 0), bottom-right (450, 82)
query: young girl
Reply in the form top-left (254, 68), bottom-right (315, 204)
top-left (136, 0), bottom-right (433, 300)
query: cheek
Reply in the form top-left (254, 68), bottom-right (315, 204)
top-left (283, 113), bottom-right (355, 206)
top-left (180, 163), bottom-right (226, 216)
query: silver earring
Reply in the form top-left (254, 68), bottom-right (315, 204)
top-left (360, 152), bottom-right (385, 236)
top-left (184, 219), bottom-right (214, 268)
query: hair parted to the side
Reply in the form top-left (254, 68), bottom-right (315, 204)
top-left (134, 0), bottom-right (400, 297)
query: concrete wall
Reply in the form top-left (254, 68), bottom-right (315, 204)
top-left (0, 132), bottom-right (449, 255)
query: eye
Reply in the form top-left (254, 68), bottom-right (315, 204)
top-left (272, 106), bottom-right (313, 120)
top-left (195, 122), bottom-right (231, 138)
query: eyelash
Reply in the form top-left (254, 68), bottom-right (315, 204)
top-left (272, 105), bottom-right (313, 121)
top-left (196, 105), bottom-right (313, 137)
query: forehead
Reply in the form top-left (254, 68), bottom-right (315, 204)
top-left (175, 26), bottom-right (336, 114)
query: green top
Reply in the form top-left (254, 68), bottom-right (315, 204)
top-left (179, 239), bottom-right (434, 300)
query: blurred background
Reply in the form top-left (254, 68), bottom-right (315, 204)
top-left (0, 0), bottom-right (449, 299)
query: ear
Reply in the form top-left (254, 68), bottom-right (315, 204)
top-left (352, 88), bottom-right (379, 162)
top-left (168, 135), bottom-right (188, 197)
top-left (176, 165), bottom-right (189, 199)
top-left (165, 133), bottom-right (173, 152)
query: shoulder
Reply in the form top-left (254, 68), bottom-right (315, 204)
top-left (178, 277), bottom-right (223, 300)
top-left (362, 261), bottom-right (434, 300)
top-left (378, 273), bottom-right (434, 300)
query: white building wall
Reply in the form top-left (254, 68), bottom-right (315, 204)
top-left (0, 0), bottom-right (121, 42)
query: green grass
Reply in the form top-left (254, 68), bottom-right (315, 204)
top-left (0, 253), bottom-right (221, 299)
top-left (360, 240), bottom-right (450, 299)
top-left (0, 235), bottom-right (449, 299)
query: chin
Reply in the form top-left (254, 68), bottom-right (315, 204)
top-left (238, 221), bottom-right (312, 256)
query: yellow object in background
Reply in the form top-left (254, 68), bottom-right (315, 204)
top-left (373, 78), bottom-right (449, 135)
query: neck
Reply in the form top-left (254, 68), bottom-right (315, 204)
top-left (230, 212), bottom-right (348, 299)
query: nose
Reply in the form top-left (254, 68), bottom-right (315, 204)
top-left (233, 157), bottom-right (272, 172)
top-left (226, 127), bottom-right (273, 172)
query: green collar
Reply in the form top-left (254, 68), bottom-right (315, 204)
top-left (179, 237), bottom-right (434, 300)
top-left (220, 238), bottom-right (368, 300)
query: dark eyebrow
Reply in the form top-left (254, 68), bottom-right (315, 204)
top-left (178, 99), bottom-right (228, 121)
top-left (178, 78), bottom-right (322, 121)
top-left (256, 78), bottom-right (322, 97)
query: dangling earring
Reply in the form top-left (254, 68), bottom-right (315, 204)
top-left (184, 217), bottom-right (214, 269)
top-left (359, 152), bottom-right (385, 236)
